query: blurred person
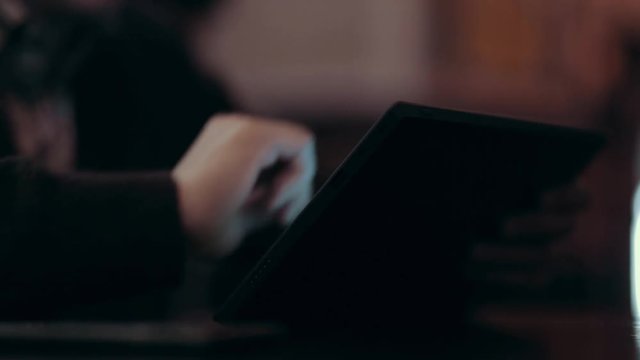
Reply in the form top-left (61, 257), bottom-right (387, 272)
top-left (0, 0), bottom-right (234, 172)
top-left (0, 0), bottom-right (267, 319)
top-left (0, 0), bottom-right (316, 320)
top-left (0, 111), bottom-right (316, 320)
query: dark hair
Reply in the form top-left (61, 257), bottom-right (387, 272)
top-left (0, 0), bottom-right (224, 102)
top-left (0, 12), bottom-right (97, 102)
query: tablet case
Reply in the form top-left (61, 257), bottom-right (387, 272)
top-left (215, 102), bottom-right (605, 337)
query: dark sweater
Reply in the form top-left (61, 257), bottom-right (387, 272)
top-left (0, 158), bottom-right (186, 319)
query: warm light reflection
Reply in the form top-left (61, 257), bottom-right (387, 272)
top-left (631, 186), bottom-right (640, 355)
top-left (631, 185), bottom-right (640, 320)
top-left (633, 217), bottom-right (640, 320)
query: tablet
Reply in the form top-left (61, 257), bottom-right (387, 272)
top-left (214, 102), bottom-right (605, 335)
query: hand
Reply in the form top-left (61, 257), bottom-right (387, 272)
top-left (172, 114), bottom-right (316, 258)
top-left (470, 184), bottom-right (589, 301)
top-left (502, 185), bottom-right (588, 244)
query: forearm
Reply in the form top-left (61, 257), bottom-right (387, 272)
top-left (0, 158), bottom-right (187, 318)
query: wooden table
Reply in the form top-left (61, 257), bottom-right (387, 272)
top-left (0, 305), bottom-right (634, 359)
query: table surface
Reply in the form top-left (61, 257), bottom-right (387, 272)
top-left (0, 305), bottom-right (635, 359)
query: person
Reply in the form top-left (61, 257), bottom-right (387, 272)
top-left (0, 113), bottom-right (316, 321)
top-left (0, 0), bottom-right (282, 320)
top-left (0, 0), bottom-right (234, 172)
top-left (0, 0), bottom-right (316, 320)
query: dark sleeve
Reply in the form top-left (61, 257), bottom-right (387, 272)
top-left (0, 158), bottom-right (187, 319)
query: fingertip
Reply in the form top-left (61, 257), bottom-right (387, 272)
top-left (276, 204), bottom-right (292, 225)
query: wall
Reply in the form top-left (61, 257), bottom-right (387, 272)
top-left (191, 0), bottom-right (432, 122)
